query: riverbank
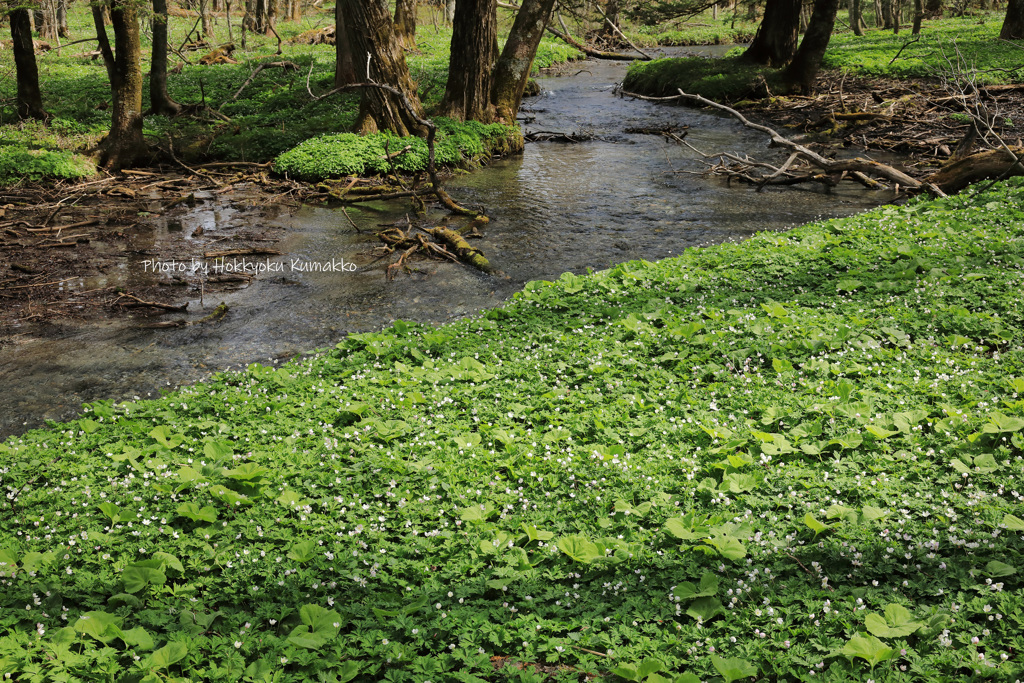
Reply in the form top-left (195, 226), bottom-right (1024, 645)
top-left (622, 14), bottom-right (1023, 179)
top-left (2, 178), bottom-right (1023, 682)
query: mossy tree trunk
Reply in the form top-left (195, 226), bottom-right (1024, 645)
top-left (1000, 0), bottom-right (1024, 38)
top-left (741, 0), bottom-right (801, 66)
top-left (491, 0), bottom-right (556, 124)
top-left (339, 0), bottom-right (426, 136)
top-left (394, 0), bottom-right (417, 47)
top-left (150, 0), bottom-right (182, 116)
top-left (92, 0), bottom-right (148, 170)
top-left (439, 0), bottom-right (498, 122)
top-left (780, 0), bottom-right (839, 95)
top-left (9, 7), bottom-right (48, 120)
top-left (335, 2), bottom-right (356, 87)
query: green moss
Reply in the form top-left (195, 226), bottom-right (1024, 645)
top-left (623, 55), bottom-right (778, 101)
top-left (272, 118), bottom-right (521, 181)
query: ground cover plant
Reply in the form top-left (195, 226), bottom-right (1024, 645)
top-left (2, 177), bottom-right (1024, 681)
top-left (0, 5), bottom-right (579, 183)
top-left (624, 16), bottom-right (760, 47)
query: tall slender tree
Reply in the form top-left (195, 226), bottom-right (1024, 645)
top-left (337, 0), bottom-right (426, 135)
top-left (335, 2), bottom-right (356, 87)
top-left (92, 0), bottom-right (148, 169)
top-left (741, 0), bottom-right (801, 66)
top-left (491, 0), bottom-right (556, 123)
top-left (439, 0), bottom-right (498, 121)
top-left (8, 3), bottom-right (48, 120)
top-left (780, 0), bottom-right (840, 94)
top-left (149, 0), bottom-right (182, 116)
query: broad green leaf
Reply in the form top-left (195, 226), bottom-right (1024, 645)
top-left (288, 540), bottom-right (318, 563)
top-left (686, 596), bottom-right (724, 622)
top-left (636, 657), bottom-right (666, 679)
top-left (611, 663), bottom-right (641, 681)
top-left (706, 535), bottom-right (746, 561)
top-left (557, 534), bottom-right (601, 564)
top-left (1002, 514), bottom-right (1024, 531)
top-left (97, 502), bottom-right (122, 524)
top-left (203, 439), bottom-right (235, 460)
top-left (120, 626), bottom-right (154, 650)
top-left (176, 502), bottom-right (217, 523)
top-left (982, 412), bottom-right (1024, 434)
top-left (804, 513), bottom-right (832, 536)
top-left (837, 279), bottom-right (863, 292)
top-left (984, 560), bottom-right (1017, 577)
top-left (208, 484), bottom-right (250, 507)
top-left (864, 604), bottom-right (921, 638)
top-left (866, 425), bottom-right (900, 439)
top-left (710, 655), bottom-right (758, 683)
top-left (453, 433), bottom-right (482, 449)
top-left (224, 463), bottom-right (270, 481)
top-left (0, 548), bottom-right (18, 569)
top-left (829, 432), bottom-right (863, 450)
top-left (122, 562), bottom-right (166, 594)
top-left (73, 611), bottom-right (121, 644)
top-left (150, 642), bottom-right (188, 669)
top-left (521, 524), bottom-right (554, 544)
top-left (151, 552), bottom-right (184, 573)
top-left (842, 633), bottom-right (894, 667)
top-left (277, 490), bottom-right (311, 508)
top-left (672, 572), bottom-right (719, 601)
top-left (20, 551), bottom-right (56, 573)
top-left (149, 425), bottom-right (184, 449)
top-left (665, 515), bottom-right (710, 541)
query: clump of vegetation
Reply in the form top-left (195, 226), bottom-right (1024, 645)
top-left (623, 54), bottom-right (778, 100)
top-left (272, 118), bottom-right (520, 180)
top-left (0, 143), bottom-right (96, 185)
top-left (2, 178), bottom-right (1024, 681)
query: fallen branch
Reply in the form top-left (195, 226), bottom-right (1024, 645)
top-left (113, 292), bottom-right (189, 312)
top-left (545, 21), bottom-right (645, 61)
top-left (230, 61), bottom-right (299, 102)
top-left (674, 89), bottom-right (923, 190)
top-left (425, 227), bottom-right (497, 274)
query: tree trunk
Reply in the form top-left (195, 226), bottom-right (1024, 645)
top-left (338, 0), bottom-right (426, 135)
top-left (741, 0), bottom-right (801, 66)
top-left (290, 0), bottom-right (302, 22)
top-left (244, 0), bottom-right (271, 34)
top-left (335, 3), bottom-right (356, 87)
top-left (780, 0), bottom-right (839, 95)
top-left (492, 0), bottom-right (556, 123)
top-left (35, 0), bottom-right (59, 40)
top-left (912, 0), bottom-right (924, 32)
top-left (9, 8), bottom-right (48, 120)
top-left (394, 0), bottom-right (417, 47)
top-left (93, 0), bottom-right (148, 170)
top-left (439, 0), bottom-right (498, 121)
top-left (925, 0), bottom-right (942, 17)
top-left (201, 0), bottom-right (214, 38)
top-left (891, 0), bottom-right (900, 32)
top-left (1000, 0), bottom-right (1024, 38)
top-left (56, 0), bottom-right (70, 37)
top-left (445, 0), bottom-right (456, 23)
top-left (150, 0), bottom-right (182, 116)
top-left (850, 0), bottom-right (864, 35)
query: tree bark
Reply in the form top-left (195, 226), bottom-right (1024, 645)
top-left (244, 0), bottom-right (271, 34)
top-left (150, 0), bottom-right (183, 117)
top-left (445, 0), bottom-right (456, 23)
top-left (492, 0), bottom-right (556, 123)
top-left (780, 0), bottom-right (839, 95)
top-left (741, 0), bottom-right (801, 66)
top-left (850, 0), bottom-right (864, 35)
top-left (926, 147), bottom-right (1024, 194)
top-left (335, 1), bottom-right (356, 87)
top-left (93, 0), bottom-right (148, 170)
top-left (338, 0), bottom-right (426, 135)
top-left (9, 7), bottom-right (48, 120)
top-left (1000, 0), bottom-right (1024, 38)
top-left (394, 0), bottom-right (417, 47)
top-left (439, 0), bottom-right (498, 121)
top-left (201, 0), bottom-right (214, 38)
top-left (912, 0), bottom-right (924, 33)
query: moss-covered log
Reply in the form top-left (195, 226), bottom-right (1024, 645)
top-left (426, 227), bottom-right (497, 274)
top-left (926, 147), bottom-right (1024, 194)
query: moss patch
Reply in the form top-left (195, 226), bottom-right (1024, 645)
top-left (272, 117), bottom-right (522, 181)
top-left (622, 55), bottom-right (779, 101)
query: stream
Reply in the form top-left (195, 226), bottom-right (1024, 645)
top-left (0, 49), bottom-right (897, 439)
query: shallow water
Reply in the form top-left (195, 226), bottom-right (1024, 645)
top-left (0, 49), bottom-right (894, 439)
